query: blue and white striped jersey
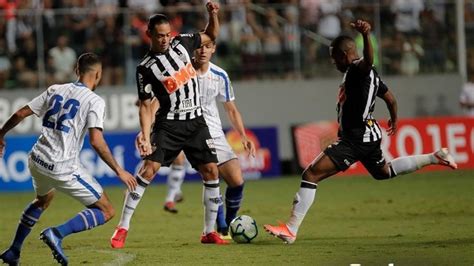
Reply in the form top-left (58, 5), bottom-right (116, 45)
top-left (27, 82), bottom-right (105, 178)
top-left (198, 63), bottom-right (235, 138)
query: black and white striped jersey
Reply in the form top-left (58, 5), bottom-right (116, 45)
top-left (336, 58), bottom-right (389, 143)
top-left (136, 33), bottom-right (202, 121)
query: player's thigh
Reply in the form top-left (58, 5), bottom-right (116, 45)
top-left (360, 143), bottom-right (391, 180)
top-left (322, 139), bottom-right (359, 172)
top-left (218, 159), bottom-right (243, 187)
top-left (29, 161), bottom-right (56, 198)
top-left (183, 117), bottom-right (218, 170)
top-left (303, 152), bottom-right (340, 183)
top-left (55, 168), bottom-right (104, 207)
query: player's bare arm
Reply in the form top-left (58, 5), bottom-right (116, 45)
top-left (138, 98), bottom-right (154, 156)
top-left (381, 90), bottom-right (398, 136)
top-left (135, 98), bottom-right (160, 156)
top-left (351, 19), bottom-right (373, 73)
top-left (200, 1), bottom-right (220, 44)
top-left (0, 105), bottom-right (34, 157)
top-left (223, 101), bottom-right (256, 157)
top-left (89, 128), bottom-right (137, 191)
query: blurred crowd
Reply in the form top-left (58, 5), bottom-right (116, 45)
top-left (0, 0), bottom-right (469, 89)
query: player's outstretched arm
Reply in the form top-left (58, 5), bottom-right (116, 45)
top-left (0, 105), bottom-right (34, 157)
top-left (223, 101), bottom-right (256, 157)
top-left (201, 1), bottom-right (220, 44)
top-left (381, 90), bottom-right (398, 136)
top-left (89, 128), bottom-right (137, 191)
top-left (351, 19), bottom-right (373, 73)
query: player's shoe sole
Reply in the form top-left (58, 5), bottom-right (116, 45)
top-left (40, 228), bottom-right (68, 266)
top-left (200, 232), bottom-right (230, 244)
top-left (264, 223), bottom-right (296, 244)
top-left (110, 227), bottom-right (128, 249)
top-left (434, 148), bottom-right (458, 169)
top-left (164, 202), bottom-right (178, 214)
top-left (0, 247), bottom-right (20, 266)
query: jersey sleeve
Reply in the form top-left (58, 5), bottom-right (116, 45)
top-left (376, 79), bottom-right (389, 97)
top-left (174, 33), bottom-right (201, 54)
top-left (216, 70), bottom-right (235, 102)
top-left (86, 98), bottom-right (106, 130)
top-left (27, 86), bottom-right (53, 117)
top-left (136, 65), bottom-right (153, 100)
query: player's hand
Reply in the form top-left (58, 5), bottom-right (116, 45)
top-left (242, 138), bottom-right (256, 158)
top-left (387, 119), bottom-right (397, 136)
top-left (0, 137), bottom-right (5, 158)
top-left (135, 132), bottom-right (152, 157)
top-left (117, 169), bottom-right (138, 192)
top-left (350, 19), bottom-right (371, 35)
top-left (206, 1), bottom-right (219, 15)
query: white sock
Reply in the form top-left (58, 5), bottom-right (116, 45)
top-left (203, 179), bottom-right (220, 234)
top-left (118, 175), bottom-right (150, 230)
top-left (287, 181), bottom-right (317, 235)
top-left (390, 153), bottom-right (437, 176)
top-left (165, 165), bottom-right (185, 202)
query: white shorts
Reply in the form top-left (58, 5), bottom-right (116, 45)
top-left (214, 135), bottom-right (238, 166)
top-left (29, 159), bottom-right (103, 206)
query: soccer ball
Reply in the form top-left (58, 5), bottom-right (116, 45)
top-left (229, 215), bottom-right (258, 243)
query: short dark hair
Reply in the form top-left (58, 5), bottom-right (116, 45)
top-left (77, 53), bottom-right (101, 74)
top-left (147, 14), bottom-right (169, 32)
top-left (330, 35), bottom-right (355, 53)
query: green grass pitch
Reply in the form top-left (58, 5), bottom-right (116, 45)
top-left (1, 170), bottom-right (473, 265)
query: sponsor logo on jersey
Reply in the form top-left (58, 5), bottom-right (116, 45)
top-left (31, 154), bottom-right (55, 171)
top-left (161, 63), bottom-right (197, 94)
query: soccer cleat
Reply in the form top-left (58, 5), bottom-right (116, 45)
top-left (0, 247), bottom-right (20, 266)
top-left (110, 227), bottom-right (128, 249)
top-left (164, 201), bottom-right (178, 214)
top-left (434, 148), bottom-right (458, 169)
top-left (217, 226), bottom-right (229, 236)
top-left (264, 223), bottom-right (297, 244)
top-left (200, 232), bottom-right (230, 244)
top-left (39, 228), bottom-right (68, 266)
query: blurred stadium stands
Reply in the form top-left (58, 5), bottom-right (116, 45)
top-left (0, 0), bottom-right (469, 89)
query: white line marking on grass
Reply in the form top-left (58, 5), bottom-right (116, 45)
top-left (99, 250), bottom-right (136, 266)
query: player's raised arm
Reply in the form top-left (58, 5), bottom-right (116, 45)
top-left (224, 101), bottom-right (256, 157)
top-left (200, 1), bottom-right (220, 44)
top-left (89, 128), bottom-right (137, 191)
top-left (380, 90), bottom-right (398, 136)
top-left (0, 105), bottom-right (35, 157)
top-left (351, 19), bottom-right (373, 73)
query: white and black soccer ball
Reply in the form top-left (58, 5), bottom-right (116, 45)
top-left (229, 215), bottom-right (258, 243)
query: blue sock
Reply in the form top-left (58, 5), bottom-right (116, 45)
top-left (11, 203), bottom-right (43, 252)
top-left (225, 184), bottom-right (244, 226)
top-left (55, 208), bottom-right (106, 238)
top-left (216, 195), bottom-right (227, 230)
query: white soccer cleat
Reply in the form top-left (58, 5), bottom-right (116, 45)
top-left (434, 148), bottom-right (458, 169)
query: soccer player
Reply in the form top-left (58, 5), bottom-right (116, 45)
top-left (110, 1), bottom-right (228, 247)
top-left (0, 53), bottom-right (137, 265)
top-left (160, 41), bottom-right (256, 237)
top-left (264, 20), bottom-right (458, 244)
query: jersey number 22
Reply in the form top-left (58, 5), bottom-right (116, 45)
top-left (43, 94), bottom-right (80, 133)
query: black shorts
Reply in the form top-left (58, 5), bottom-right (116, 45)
top-left (324, 138), bottom-right (386, 173)
top-left (145, 116), bottom-right (218, 169)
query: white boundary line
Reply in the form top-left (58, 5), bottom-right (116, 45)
top-left (98, 250), bottom-right (136, 266)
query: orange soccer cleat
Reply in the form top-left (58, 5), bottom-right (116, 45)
top-left (264, 223), bottom-right (296, 244)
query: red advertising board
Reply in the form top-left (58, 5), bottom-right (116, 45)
top-left (292, 117), bottom-right (474, 175)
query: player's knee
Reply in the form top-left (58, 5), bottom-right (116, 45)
top-left (102, 205), bottom-right (115, 221)
top-left (140, 164), bottom-right (159, 180)
top-left (302, 167), bottom-right (320, 183)
top-left (199, 164), bottom-right (218, 181)
top-left (371, 171), bottom-right (391, 180)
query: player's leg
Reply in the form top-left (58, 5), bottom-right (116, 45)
top-left (364, 147), bottom-right (457, 181)
top-left (265, 140), bottom-right (354, 244)
top-left (164, 151), bottom-right (186, 213)
top-left (1, 163), bottom-right (56, 265)
top-left (111, 159), bottom-right (160, 248)
top-left (185, 117), bottom-right (227, 244)
top-left (217, 158), bottom-right (244, 236)
top-left (1, 189), bottom-right (54, 265)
